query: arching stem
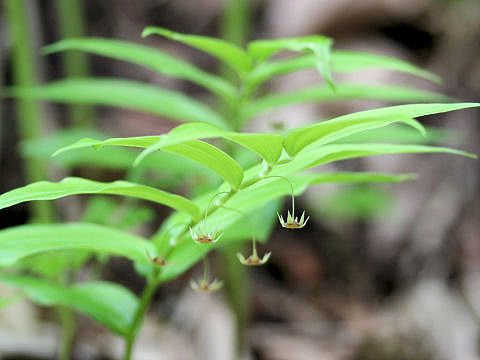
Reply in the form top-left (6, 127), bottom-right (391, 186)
top-left (262, 175), bottom-right (295, 215)
top-left (204, 191), bottom-right (231, 223)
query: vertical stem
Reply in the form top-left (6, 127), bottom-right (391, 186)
top-left (124, 276), bottom-right (158, 360)
top-left (58, 306), bottom-right (75, 360)
top-left (221, 0), bottom-right (250, 48)
top-left (219, 1), bottom-right (251, 358)
top-left (55, 0), bottom-right (94, 127)
top-left (5, 0), bottom-right (54, 223)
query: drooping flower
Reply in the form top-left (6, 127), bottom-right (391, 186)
top-left (190, 258), bottom-right (223, 293)
top-left (277, 209), bottom-right (310, 229)
top-left (145, 250), bottom-right (168, 266)
top-left (237, 250), bottom-right (271, 266)
top-left (189, 226), bottom-right (223, 244)
top-left (190, 278), bottom-right (223, 292)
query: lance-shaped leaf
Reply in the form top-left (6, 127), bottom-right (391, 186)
top-left (334, 125), bottom-right (454, 145)
top-left (23, 128), bottom-right (213, 180)
top-left (248, 35), bottom-right (334, 87)
top-left (246, 50), bottom-right (441, 89)
top-left (42, 37), bottom-right (236, 101)
top-left (134, 122), bottom-right (284, 166)
top-left (273, 143), bottom-right (476, 177)
top-left (242, 84), bottom-right (450, 120)
top-left (5, 78), bottom-right (227, 129)
top-left (332, 50), bottom-right (441, 83)
top-left (162, 140), bottom-right (244, 190)
top-left (284, 115), bottom-right (426, 157)
top-left (0, 222), bottom-right (156, 267)
top-left (142, 26), bottom-right (251, 75)
top-left (284, 102), bottom-right (480, 156)
top-left (156, 171), bottom-right (416, 282)
top-left (0, 275), bottom-right (138, 337)
top-left (0, 177), bottom-right (201, 220)
top-left (53, 136), bottom-right (244, 189)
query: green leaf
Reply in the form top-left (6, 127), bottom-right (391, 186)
top-left (15, 250), bottom-right (91, 279)
top-left (5, 78), bottom-right (227, 129)
top-left (23, 130), bottom-right (216, 185)
top-left (156, 171), bottom-right (415, 282)
top-left (0, 222), bottom-right (156, 267)
top-left (221, 199), bottom-right (282, 243)
top-left (0, 177), bottom-right (201, 220)
top-left (331, 50), bottom-right (441, 83)
top-left (318, 186), bottom-right (393, 221)
top-left (333, 124), bottom-right (454, 145)
top-left (245, 50), bottom-right (441, 89)
top-left (42, 37), bottom-right (236, 101)
top-left (134, 122), bottom-right (284, 166)
top-left (0, 275), bottom-right (138, 336)
top-left (52, 135), bottom-right (162, 157)
top-left (248, 35), bottom-right (333, 87)
top-left (248, 35), bottom-right (332, 62)
top-left (162, 140), bottom-right (244, 190)
top-left (284, 102), bottom-right (480, 156)
top-left (52, 136), bottom-right (243, 188)
top-left (242, 84), bottom-right (451, 120)
top-left (273, 143), bottom-right (476, 176)
top-left (284, 115), bottom-right (426, 157)
top-left (142, 26), bottom-right (251, 75)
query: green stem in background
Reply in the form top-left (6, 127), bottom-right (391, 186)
top-left (55, 270), bottom-right (76, 360)
top-left (124, 273), bottom-right (159, 360)
top-left (220, 0), bottom-right (251, 132)
top-left (4, 0), bottom-right (54, 223)
top-left (55, 0), bottom-right (94, 127)
top-left (220, 3), bottom-right (251, 355)
top-left (57, 305), bottom-right (75, 360)
top-left (221, 0), bottom-right (250, 50)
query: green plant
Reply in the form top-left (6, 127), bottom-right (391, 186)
top-left (1, 26), bottom-right (478, 359)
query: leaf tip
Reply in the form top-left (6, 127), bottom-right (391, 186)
top-left (141, 28), bottom-right (152, 38)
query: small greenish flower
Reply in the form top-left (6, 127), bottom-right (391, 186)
top-left (190, 278), bottom-right (223, 292)
top-left (237, 251), bottom-right (271, 266)
top-left (189, 226), bottom-right (223, 244)
top-left (277, 210), bottom-right (309, 229)
top-left (191, 258), bottom-right (222, 292)
top-left (145, 250), bottom-right (168, 266)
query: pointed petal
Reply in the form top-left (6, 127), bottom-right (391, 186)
top-left (209, 279), bottom-right (223, 291)
top-left (237, 252), bottom-right (247, 264)
top-left (189, 227), bottom-right (196, 241)
top-left (145, 250), bottom-right (154, 263)
top-left (287, 210), bottom-right (293, 222)
top-left (190, 279), bottom-right (200, 291)
top-left (299, 211), bottom-right (305, 223)
top-left (214, 232), bottom-right (223, 243)
top-left (261, 252), bottom-right (272, 264)
top-left (303, 216), bottom-right (310, 226)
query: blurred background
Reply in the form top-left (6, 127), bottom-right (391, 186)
top-left (1, 0), bottom-right (480, 359)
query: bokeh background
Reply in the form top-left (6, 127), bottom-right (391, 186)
top-left (1, 0), bottom-right (480, 359)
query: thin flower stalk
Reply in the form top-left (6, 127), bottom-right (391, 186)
top-left (190, 192), bottom-right (230, 244)
top-left (264, 175), bottom-right (310, 229)
top-left (220, 205), bottom-right (271, 266)
top-left (190, 257), bottom-right (223, 292)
